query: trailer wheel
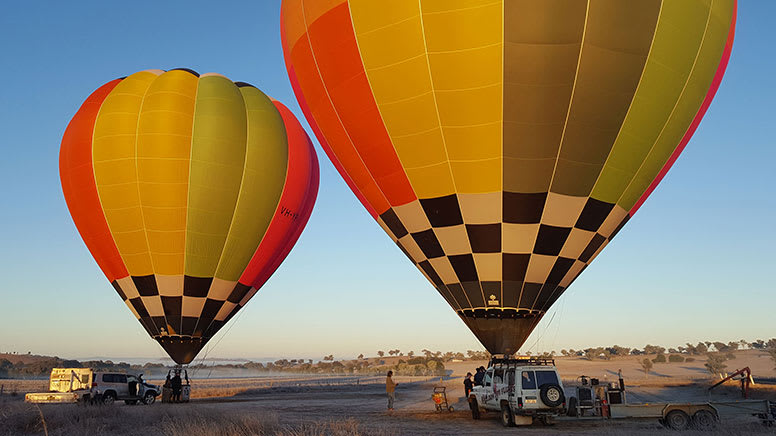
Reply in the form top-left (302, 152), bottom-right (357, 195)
top-left (692, 410), bottom-right (717, 430)
top-left (469, 397), bottom-right (480, 420)
top-left (567, 397), bottom-right (578, 417)
top-left (665, 410), bottom-right (690, 430)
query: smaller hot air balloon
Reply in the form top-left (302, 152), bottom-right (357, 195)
top-left (60, 69), bottom-right (319, 364)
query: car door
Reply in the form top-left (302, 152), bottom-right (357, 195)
top-left (520, 370), bottom-right (540, 408)
top-left (115, 374), bottom-right (128, 398)
top-left (482, 369), bottom-right (498, 410)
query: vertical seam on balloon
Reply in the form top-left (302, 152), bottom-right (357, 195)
top-left (299, 0), bottom-right (392, 213)
top-left (417, 0), bottom-right (481, 311)
top-left (135, 73), bottom-right (169, 336)
top-left (500, 0), bottom-right (505, 309)
top-left (182, 74), bottom-right (200, 286)
top-left (88, 81), bottom-right (129, 283)
top-left (210, 83), bottom-right (251, 283)
top-left (345, 1), bottom-right (420, 206)
top-left (613, 0), bottom-right (714, 211)
top-left (516, 0), bottom-right (589, 315)
top-left (416, 0), bottom-right (459, 196)
top-left (545, 0), bottom-right (589, 196)
top-left (588, 0), bottom-right (664, 202)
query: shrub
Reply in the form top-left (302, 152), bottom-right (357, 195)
top-left (686, 357), bottom-right (695, 362)
top-left (652, 354), bottom-right (666, 363)
top-left (668, 354), bottom-right (684, 363)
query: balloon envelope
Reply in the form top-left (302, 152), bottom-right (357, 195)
top-left (60, 69), bottom-right (319, 364)
top-left (280, 1), bottom-right (735, 354)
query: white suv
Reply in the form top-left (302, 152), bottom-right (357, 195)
top-left (92, 372), bottom-right (160, 405)
top-left (469, 357), bottom-right (566, 427)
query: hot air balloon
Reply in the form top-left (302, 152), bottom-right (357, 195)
top-left (280, 1), bottom-right (735, 354)
top-left (60, 69), bottom-right (319, 364)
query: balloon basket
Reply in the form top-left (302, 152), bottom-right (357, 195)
top-left (161, 365), bottom-right (191, 403)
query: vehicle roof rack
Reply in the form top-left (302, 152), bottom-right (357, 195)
top-left (488, 355), bottom-right (555, 367)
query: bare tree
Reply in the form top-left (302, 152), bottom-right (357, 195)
top-left (704, 354), bottom-right (727, 376)
top-left (767, 349), bottom-right (776, 371)
top-left (640, 358), bottom-right (653, 377)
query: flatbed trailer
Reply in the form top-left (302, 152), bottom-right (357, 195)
top-left (558, 399), bottom-right (775, 430)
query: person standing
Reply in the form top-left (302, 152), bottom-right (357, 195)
top-left (171, 370), bottom-right (182, 403)
top-left (386, 370), bottom-right (398, 410)
top-left (473, 366), bottom-right (485, 386)
top-left (464, 372), bottom-right (474, 397)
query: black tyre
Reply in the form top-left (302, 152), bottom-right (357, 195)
top-left (692, 410), bottom-right (717, 430)
top-left (500, 403), bottom-right (515, 427)
top-left (566, 396), bottom-right (579, 417)
top-left (143, 392), bottom-right (156, 405)
top-left (539, 384), bottom-right (565, 408)
top-left (102, 392), bottom-right (116, 405)
top-left (124, 400), bottom-right (138, 405)
top-left (665, 410), bottom-right (690, 430)
top-left (469, 397), bottom-right (480, 420)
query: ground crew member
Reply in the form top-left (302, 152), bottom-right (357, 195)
top-left (386, 370), bottom-right (398, 410)
top-left (171, 370), bottom-right (182, 402)
top-left (464, 372), bottom-right (474, 397)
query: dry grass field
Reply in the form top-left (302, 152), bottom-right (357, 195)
top-left (1, 350), bottom-right (775, 435)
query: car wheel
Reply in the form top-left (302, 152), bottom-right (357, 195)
top-left (692, 410), bottom-right (717, 430)
top-left (665, 410), bottom-right (690, 430)
top-left (539, 384), bottom-right (565, 408)
top-left (124, 400), bottom-right (138, 405)
top-left (143, 392), bottom-right (156, 405)
top-left (500, 403), bottom-right (515, 427)
top-left (469, 397), bottom-right (480, 420)
top-left (102, 392), bottom-right (116, 405)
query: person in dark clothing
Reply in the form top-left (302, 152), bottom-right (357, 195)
top-left (473, 366), bottom-right (486, 386)
top-left (171, 371), bottom-right (182, 402)
top-left (463, 372), bottom-right (474, 397)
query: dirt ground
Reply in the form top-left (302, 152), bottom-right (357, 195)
top-left (2, 350), bottom-right (775, 435)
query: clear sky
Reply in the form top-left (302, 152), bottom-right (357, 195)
top-left (0, 1), bottom-right (773, 363)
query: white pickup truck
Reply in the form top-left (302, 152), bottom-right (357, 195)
top-left (468, 357), bottom-right (566, 427)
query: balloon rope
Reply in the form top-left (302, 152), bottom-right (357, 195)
top-left (526, 306), bottom-right (559, 354)
top-left (190, 306), bottom-right (249, 377)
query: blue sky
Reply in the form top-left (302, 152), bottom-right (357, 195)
top-left (0, 1), bottom-right (773, 363)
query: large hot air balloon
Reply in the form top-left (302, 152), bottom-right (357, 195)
top-left (60, 69), bottom-right (319, 364)
top-left (280, 1), bottom-right (735, 354)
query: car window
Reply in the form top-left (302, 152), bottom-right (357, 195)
top-left (521, 371), bottom-right (536, 390)
top-left (116, 374), bottom-right (127, 383)
top-left (507, 369), bottom-right (515, 386)
top-left (493, 369), bottom-right (504, 385)
top-left (536, 370), bottom-right (559, 387)
top-left (102, 374), bottom-right (113, 383)
top-left (484, 370), bottom-right (493, 387)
